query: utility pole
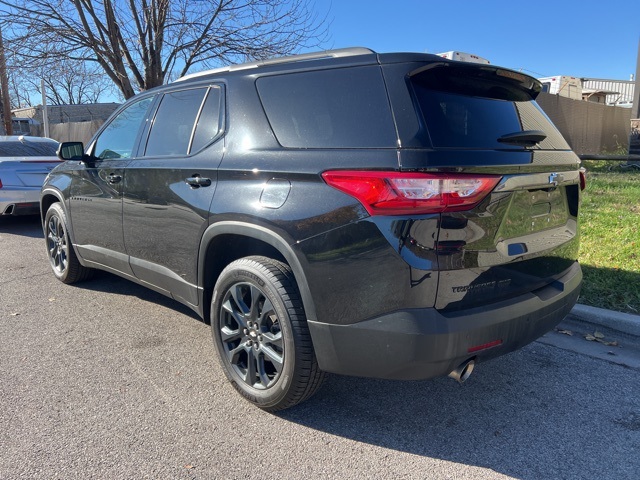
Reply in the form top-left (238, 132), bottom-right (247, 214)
top-left (41, 79), bottom-right (49, 138)
top-left (0, 25), bottom-right (13, 135)
top-left (633, 38), bottom-right (640, 120)
top-left (630, 38), bottom-right (640, 158)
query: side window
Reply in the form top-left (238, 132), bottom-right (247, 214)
top-left (144, 88), bottom-right (208, 156)
top-left (190, 86), bottom-right (223, 153)
top-left (256, 67), bottom-right (397, 148)
top-left (93, 97), bottom-right (153, 160)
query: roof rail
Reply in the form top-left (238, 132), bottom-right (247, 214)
top-left (175, 47), bottom-right (375, 82)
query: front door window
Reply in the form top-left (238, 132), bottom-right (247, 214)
top-left (93, 97), bottom-right (153, 159)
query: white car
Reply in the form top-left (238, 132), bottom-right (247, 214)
top-left (0, 135), bottom-right (61, 216)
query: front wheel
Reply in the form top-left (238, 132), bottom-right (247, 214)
top-left (44, 203), bottom-right (93, 284)
top-left (211, 256), bottom-right (325, 411)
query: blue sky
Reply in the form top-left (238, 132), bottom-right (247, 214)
top-left (313, 0), bottom-right (639, 80)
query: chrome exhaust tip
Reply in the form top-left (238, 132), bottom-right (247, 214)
top-left (448, 359), bottom-right (475, 384)
top-left (2, 204), bottom-right (15, 215)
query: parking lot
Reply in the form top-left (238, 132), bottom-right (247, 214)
top-left (1, 215), bottom-right (639, 479)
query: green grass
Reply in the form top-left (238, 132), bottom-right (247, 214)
top-left (578, 161), bottom-right (640, 314)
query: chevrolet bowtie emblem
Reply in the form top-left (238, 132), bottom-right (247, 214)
top-left (549, 173), bottom-right (562, 185)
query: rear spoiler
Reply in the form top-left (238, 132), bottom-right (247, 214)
top-left (408, 61), bottom-right (542, 100)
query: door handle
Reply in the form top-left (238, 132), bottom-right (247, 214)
top-left (186, 175), bottom-right (212, 188)
top-left (107, 173), bottom-right (122, 184)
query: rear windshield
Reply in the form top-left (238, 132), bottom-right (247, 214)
top-left (0, 140), bottom-right (58, 156)
top-left (411, 65), bottom-right (569, 150)
top-left (257, 66), bottom-right (397, 148)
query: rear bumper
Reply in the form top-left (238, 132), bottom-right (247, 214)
top-left (308, 261), bottom-right (582, 380)
top-left (1, 187), bottom-right (41, 215)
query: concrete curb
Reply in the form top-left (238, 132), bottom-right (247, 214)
top-left (566, 304), bottom-right (640, 339)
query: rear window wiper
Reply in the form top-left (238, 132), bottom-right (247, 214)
top-left (497, 130), bottom-right (547, 147)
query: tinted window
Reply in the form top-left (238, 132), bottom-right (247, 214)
top-left (515, 101), bottom-right (570, 149)
top-left (145, 88), bottom-right (207, 156)
top-left (415, 89), bottom-right (522, 148)
top-left (412, 66), bottom-right (568, 150)
top-left (190, 86), bottom-right (222, 153)
top-left (0, 140), bottom-right (58, 156)
top-left (257, 66), bottom-right (396, 148)
top-left (94, 97), bottom-right (153, 159)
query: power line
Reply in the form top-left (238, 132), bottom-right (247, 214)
top-left (516, 67), bottom-right (549, 78)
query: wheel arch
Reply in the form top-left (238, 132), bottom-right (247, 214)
top-left (199, 222), bottom-right (316, 324)
top-left (40, 189), bottom-right (73, 240)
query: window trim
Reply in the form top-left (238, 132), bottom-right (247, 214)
top-left (188, 85), bottom-right (225, 155)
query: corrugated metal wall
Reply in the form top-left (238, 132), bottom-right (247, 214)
top-left (582, 79), bottom-right (635, 105)
top-left (536, 92), bottom-right (632, 154)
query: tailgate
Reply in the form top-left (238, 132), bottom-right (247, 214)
top-left (394, 61), bottom-right (582, 311)
top-left (435, 168), bottom-right (581, 311)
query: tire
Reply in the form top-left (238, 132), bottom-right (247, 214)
top-left (211, 256), bottom-right (326, 411)
top-left (44, 203), bottom-right (93, 284)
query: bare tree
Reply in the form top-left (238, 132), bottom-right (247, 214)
top-left (6, 55), bottom-right (119, 107)
top-left (27, 61), bottom-right (117, 105)
top-left (8, 74), bottom-right (31, 109)
top-left (0, 0), bottom-right (328, 100)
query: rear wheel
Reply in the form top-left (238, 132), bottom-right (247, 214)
top-left (211, 256), bottom-right (325, 411)
top-left (45, 203), bottom-right (93, 284)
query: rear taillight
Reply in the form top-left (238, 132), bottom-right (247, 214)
top-left (0, 178), bottom-right (3, 188)
top-left (579, 168), bottom-right (587, 191)
top-left (322, 171), bottom-right (501, 216)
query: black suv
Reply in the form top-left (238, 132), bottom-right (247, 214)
top-left (42, 48), bottom-right (583, 411)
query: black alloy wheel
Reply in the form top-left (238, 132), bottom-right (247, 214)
top-left (44, 203), bottom-right (93, 284)
top-left (219, 281), bottom-right (284, 389)
top-left (211, 256), bottom-right (325, 411)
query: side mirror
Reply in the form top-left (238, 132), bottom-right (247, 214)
top-left (57, 141), bottom-right (85, 161)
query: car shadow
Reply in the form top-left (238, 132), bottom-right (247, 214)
top-left (278, 343), bottom-right (638, 479)
top-left (0, 215), bottom-right (203, 322)
top-left (75, 270), bottom-right (203, 322)
top-left (0, 215), bottom-right (43, 239)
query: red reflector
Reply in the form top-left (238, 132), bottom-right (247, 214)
top-left (468, 339), bottom-right (503, 353)
top-left (579, 169), bottom-right (586, 191)
top-left (321, 171), bottom-right (501, 215)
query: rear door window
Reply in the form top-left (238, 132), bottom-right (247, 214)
top-left (145, 88), bottom-right (207, 156)
top-left (190, 86), bottom-right (223, 153)
top-left (257, 66), bottom-right (396, 148)
top-left (144, 86), bottom-right (223, 157)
